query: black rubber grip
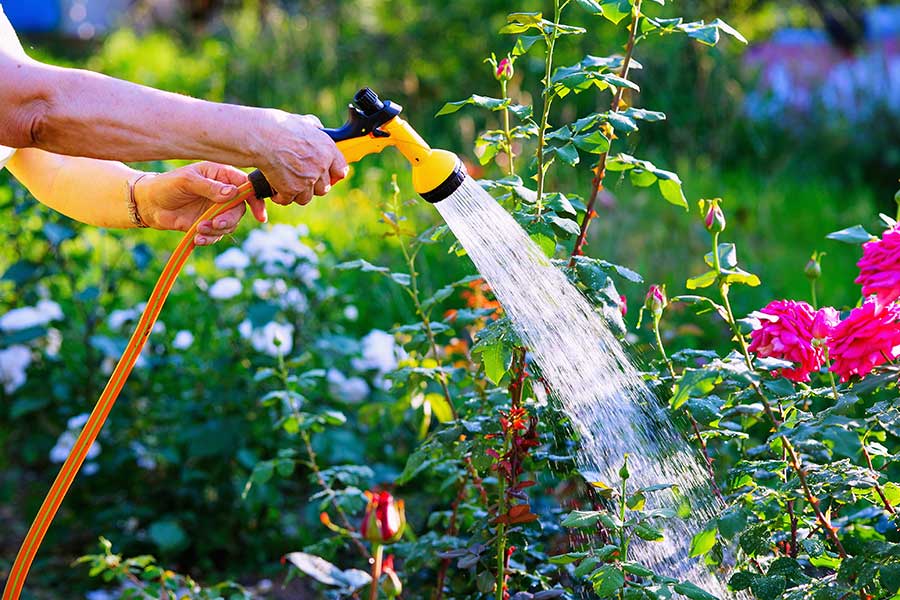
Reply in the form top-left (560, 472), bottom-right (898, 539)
top-left (249, 169), bottom-right (274, 199)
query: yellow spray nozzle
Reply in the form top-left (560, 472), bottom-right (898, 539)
top-left (249, 88), bottom-right (466, 203)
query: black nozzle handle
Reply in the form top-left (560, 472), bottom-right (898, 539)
top-left (249, 169), bottom-right (274, 199)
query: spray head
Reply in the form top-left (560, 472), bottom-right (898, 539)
top-left (249, 88), bottom-right (466, 203)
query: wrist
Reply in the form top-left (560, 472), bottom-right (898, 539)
top-left (129, 172), bottom-right (159, 229)
top-left (246, 107), bottom-right (288, 171)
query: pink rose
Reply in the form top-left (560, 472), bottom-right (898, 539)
top-left (748, 300), bottom-right (836, 382)
top-left (829, 300), bottom-right (900, 382)
top-left (855, 228), bottom-right (900, 308)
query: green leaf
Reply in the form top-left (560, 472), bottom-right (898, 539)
top-left (513, 35), bottom-right (543, 56)
top-left (572, 130), bottom-right (610, 154)
top-left (477, 342), bottom-right (512, 384)
top-left (597, 0), bottom-right (631, 24)
top-left (739, 523), bottom-right (770, 556)
top-left (591, 565), bottom-right (625, 597)
top-left (721, 267), bottom-right (761, 287)
top-left (633, 523), bottom-right (664, 541)
top-left (561, 510), bottom-right (602, 528)
top-left (672, 369), bottom-right (718, 410)
top-left (658, 177), bottom-right (688, 209)
top-left (673, 582), bottom-right (719, 600)
top-left (750, 576), bottom-right (786, 600)
top-left (881, 564), bottom-right (900, 594)
top-left (437, 95), bottom-right (502, 116)
top-left (827, 224), bottom-right (874, 244)
top-left (622, 562), bottom-right (653, 577)
top-left (728, 571), bottom-right (754, 591)
top-left (689, 528), bottom-right (717, 558)
top-left (530, 232), bottom-right (556, 257)
top-left (717, 508), bottom-right (748, 540)
top-left (686, 270), bottom-right (717, 290)
top-left (549, 551), bottom-right (589, 565)
top-left (704, 243), bottom-right (737, 269)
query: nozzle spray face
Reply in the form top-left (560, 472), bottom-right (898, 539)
top-left (415, 151), bottom-right (467, 203)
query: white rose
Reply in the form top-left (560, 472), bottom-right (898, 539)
top-left (208, 277), bottom-right (243, 300)
top-left (214, 247), bottom-right (250, 271)
top-left (0, 345), bottom-right (32, 393)
top-left (172, 330), bottom-right (194, 350)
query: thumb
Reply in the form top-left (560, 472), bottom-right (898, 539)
top-left (185, 173), bottom-right (239, 203)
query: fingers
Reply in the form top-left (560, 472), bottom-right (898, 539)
top-left (193, 161), bottom-right (249, 187)
top-left (247, 195), bottom-right (268, 223)
top-left (196, 203), bottom-right (247, 238)
top-left (194, 233), bottom-right (223, 246)
top-left (184, 171), bottom-right (240, 204)
top-left (330, 163), bottom-right (350, 186)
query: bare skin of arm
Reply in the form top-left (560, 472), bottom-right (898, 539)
top-left (0, 47), bottom-right (348, 206)
top-left (7, 149), bottom-right (268, 245)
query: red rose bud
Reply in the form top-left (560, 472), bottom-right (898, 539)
top-left (360, 490), bottom-right (406, 544)
top-left (702, 198), bottom-right (726, 233)
top-left (495, 57), bottom-right (514, 81)
top-left (381, 554), bottom-right (403, 598)
top-left (644, 285), bottom-right (667, 320)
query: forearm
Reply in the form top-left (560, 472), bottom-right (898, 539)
top-left (6, 149), bottom-right (139, 228)
top-left (1, 56), bottom-right (272, 168)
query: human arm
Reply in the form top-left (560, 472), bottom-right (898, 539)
top-left (0, 45), bottom-right (347, 206)
top-left (6, 149), bottom-right (267, 245)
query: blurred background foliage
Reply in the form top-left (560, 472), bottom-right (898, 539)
top-left (2, 0), bottom-right (900, 596)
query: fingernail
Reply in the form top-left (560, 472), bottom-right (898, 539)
top-left (324, 184), bottom-right (331, 193)
top-left (196, 236), bottom-right (207, 245)
top-left (220, 185), bottom-right (236, 196)
top-left (216, 219), bottom-right (228, 229)
top-left (342, 167), bottom-right (350, 176)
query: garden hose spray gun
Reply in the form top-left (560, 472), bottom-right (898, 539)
top-left (2, 88), bottom-right (468, 600)
top-left (250, 87), bottom-right (468, 202)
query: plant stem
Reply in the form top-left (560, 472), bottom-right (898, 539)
top-left (652, 319), bottom-right (723, 498)
top-left (398, 231), bottom-right (458, 420)
top-left (433, 475), bottom-right (470, 600)
top-left (786, 500), bottom-right (798, 557)
top-left (495, 349), bottom-right (525, 600)
top-left (535, 0), bottom-right (563, 215)
top-left (501, 79), bottom-right (515, 177)
top-left (783, 437), bottom-right (847, 558)
top-left (369, 543), bottom-right (384, 600)
top-left (861, 438), bottom-right (897, 515)
top-left (277, 354), bottom-right (370, 558)
top-left (810, 279), bottom-right (818, 309)
top-left (570, 0), bottom-right (642, 263)
top-left (710, 231), bottom-right (783, 426)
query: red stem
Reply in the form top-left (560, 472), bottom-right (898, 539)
top-left (570, 0), bottom-right (642, 264)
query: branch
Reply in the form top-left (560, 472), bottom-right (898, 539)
top-left (570, 0), bottom-right (642, 264)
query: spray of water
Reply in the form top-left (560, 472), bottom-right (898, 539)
top-left (435, 178), bottom-right (730, 595)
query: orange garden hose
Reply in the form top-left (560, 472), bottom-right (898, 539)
top-left (2, 182), bottom-right (257, 600)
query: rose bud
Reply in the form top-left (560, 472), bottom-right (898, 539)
top-left (495, 57), bottom-right (514, 81)
top-left (805, 254), bottom-right (822, 281)
top-left (702, 198), bottom-right (726, 233)
top-left (360, 490), bottom-right (406, 544)
top-left (644, 285), bottom-right (667, 321)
